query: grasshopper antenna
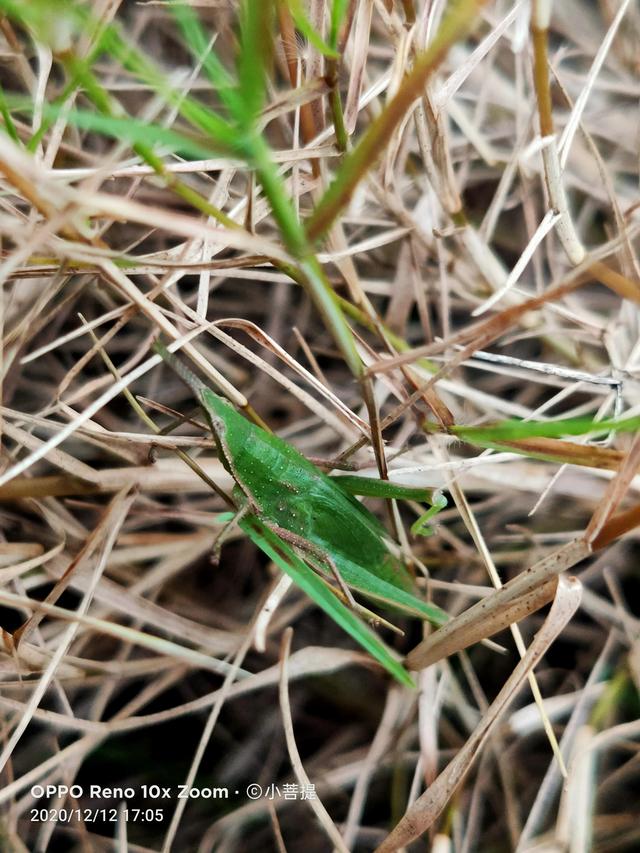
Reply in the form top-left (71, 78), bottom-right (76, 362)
top-left (153, 337), bottom-right (209, 396)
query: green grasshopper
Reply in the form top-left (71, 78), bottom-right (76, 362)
top-left (155, 342), bottom-right (448, 685)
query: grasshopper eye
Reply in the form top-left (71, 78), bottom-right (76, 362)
top-left (210, 416), bottom-right (224, 433)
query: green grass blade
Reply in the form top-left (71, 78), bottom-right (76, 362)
top-left (97, 23), bottom-right (239, 151)
top-left (169, 2), bottom-right (244, 118)
top-left (241, 515), bottom-right (415, 687)
top-left (16, 99), bottom-right (218, 160)
top-left (0, 0), bottom-right (78, 48)
top-left (287, 0), bottom-right (339, 58)
top-left (449, 414), bottom-right (640, 443)
top-left (6, 2), bottom-right (240, 156)
top-left (237, 0), bottom-right (274, 126)
top-left (0, 85), bottom-right (20, 143)
top-left (329, 0), bottom-right (350, 49)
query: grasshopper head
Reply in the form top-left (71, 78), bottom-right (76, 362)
top-left (198, 387), bottom-right (235, 438)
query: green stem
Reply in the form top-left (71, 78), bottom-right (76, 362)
top-left (246, 132), bottom-right (364, 378)
top-left (0, 84), bottom-right (20, 143)
top-left (326, 59), bottom-right (349, 153)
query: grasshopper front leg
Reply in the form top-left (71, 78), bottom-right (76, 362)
top-left (410, 489), bottom-right (447, 536)
top-left (332, 476), bottom-right (447, 536)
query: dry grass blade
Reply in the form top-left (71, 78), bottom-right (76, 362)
top-left (407, 576), bottom-right (559, 670)
top-left (306, 0), bottom-right (490, 240)
top-left (425, 444), bottom-right (566, 774)
top-left (160, 581), bottom-right (276, 852)
top-left (278, 628), bottom-right (350, 853)
top-left (0, 323), bottom-right (224, 487)
top-left (585, 433), bottom-right (640, 545)
top-left (342, 687), bottom-right (406, 849)
top-left (406, 538), bottom-right (590, 670)
top-left (377, 576), bottom-right (583, 852)
top-left (516, 633), bottom-right (620, 849)
top-left (1, 2), bottom-right (639, 848)
top-left (12, 487), bottom-right (134, 648)
top-left (0, 589), bottom-right (243, 679)
top-left (0, 487), bottom-right (134, 775)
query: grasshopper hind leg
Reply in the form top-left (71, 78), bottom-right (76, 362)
top-left (262, 523), bottom-right (403, 633)
top-left (264, 523), bottom-right (358, 608)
